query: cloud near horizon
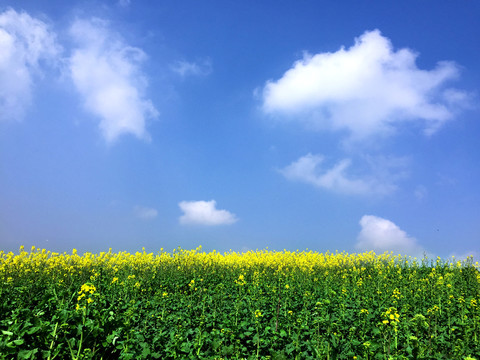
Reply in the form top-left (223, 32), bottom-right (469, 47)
top-left (69, 18), bottom-right (158, 143)
top-left (0, 9), bottom-right (60, 122)
top-left (356, 215), bottom-right (424, 257)
top-left (280, 153), bottom-right (406, 196)
top-left (262, 29), bottom-right (468, 140)
top-left (179, 200), bottom-right (238, 226)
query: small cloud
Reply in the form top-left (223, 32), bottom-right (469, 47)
top-left (68, 18), bottom-right (158, 143)
top-left (356, 215), bottom-right (424, 257)
top-left (179, 200), bottom-right (238, 226)
top-left (171, 59), bottom-right (212, 78)
top-left (133, 205), bottom-right (158, 220)
top-left (0, 8), bottom-right (61, 122)
top-left (280, 153), bottom-right (403, 196)
top-left (261, 29), bottom-right (469, 141)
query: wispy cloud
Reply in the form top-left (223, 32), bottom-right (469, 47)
top-left (414, 185), bottom-right (428, 200)
top-left (280, 153), bottom-right (406, 195)
top-left (179, 200), bottom-right (238, 226)
top-left (262, 29), bottom-right (469, 140)
top-left (0, 8), bottom-right (60, 122)
top-left (69, 18), bottom-right (158, 143)
top-left (117, 0), bottom-right (131, 7)
top-left (356, 215), bottom-right (424, 257)
top-left (171, 59), bottom-right (212, 78)
top-left (133, 205), bottom-right (158, 220)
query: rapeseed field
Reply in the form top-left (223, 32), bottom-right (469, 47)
top-left (1, 246), bottom-right (479, 359)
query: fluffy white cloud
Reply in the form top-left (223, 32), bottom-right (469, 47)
top-left (0, 9), bottom-right (60, 121)
top-left (171, 59), bottom-right (212, 78)
top-left (133, 205), bottom-right (158, 220)
top-left (69, 18), bottom-right (158, 143)
top-left (262, 29), bottom-right (468, 140)
top-left (280, 153), bottom-right (404, 195)
top-left (179, 200), bottom-right (238, 226)
top-left (356, 215), bottom-right (424, 256)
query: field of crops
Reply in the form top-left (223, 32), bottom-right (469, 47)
top-left (1, 246), bottom-right (479, 360)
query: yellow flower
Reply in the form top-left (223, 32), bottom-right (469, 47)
top-left (235, 274), bottom-right (246, 286)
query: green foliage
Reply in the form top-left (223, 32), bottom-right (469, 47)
top-left (0, 247), bottom-right (479, 359)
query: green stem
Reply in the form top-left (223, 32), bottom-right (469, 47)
top-left (75, 328), bottom-right (83, 359)
top-left (47, 322), bottom-right (59, 360)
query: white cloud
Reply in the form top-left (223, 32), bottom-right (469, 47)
top-left (262, 29), bottom-right (468, 140)
top-left (280, 153), bottom-right (404, 195)
top-left (133, 205), bottom-right (158, 220)
top-left (0, 8), bottom-right (60, 122)
top-left (356, 215), bottom-right (424, 256)
top-left (69, 18), bottom-right (158, 143)
top-left (179, 200), bottom-right (238, 226)
top-left (171, 59), bottom-right (212, 78)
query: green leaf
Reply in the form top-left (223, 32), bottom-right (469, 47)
top-left (26, 326), bottom-right (41, 335)
top-left (1, 330), bottom-right (13, 336)
top-left (141, 344), bottom-right (151, 357)
top-left (17, 349), bottom-right (36, 359)
top-left (180, 341), bottom-right (192, 353)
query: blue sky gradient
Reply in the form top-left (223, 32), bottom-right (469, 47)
top-left (1, 0), bottom-right (479, 259)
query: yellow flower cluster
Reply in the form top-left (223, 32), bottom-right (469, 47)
top-left (4, 245), bottom-right (475, 280)
top-left (382, 307), bottom-right (400, 329)
top-left (235, 274), bottom-right (246, 286)
top-left (427, 305), bottom-right (440, 315)
top-left (76, 283), bottom-right (97, 311)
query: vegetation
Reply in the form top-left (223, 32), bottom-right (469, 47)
top-left (1, 246), bottom-right (479, 359)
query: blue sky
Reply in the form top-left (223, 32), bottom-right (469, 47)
top-left (1, 0), bottom-right (479, 259)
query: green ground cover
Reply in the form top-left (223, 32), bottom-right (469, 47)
top-left (1, 247), bottom-right (479, 359)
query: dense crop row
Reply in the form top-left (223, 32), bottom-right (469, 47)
top-left (1, 246), bottom-right (479, 359)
